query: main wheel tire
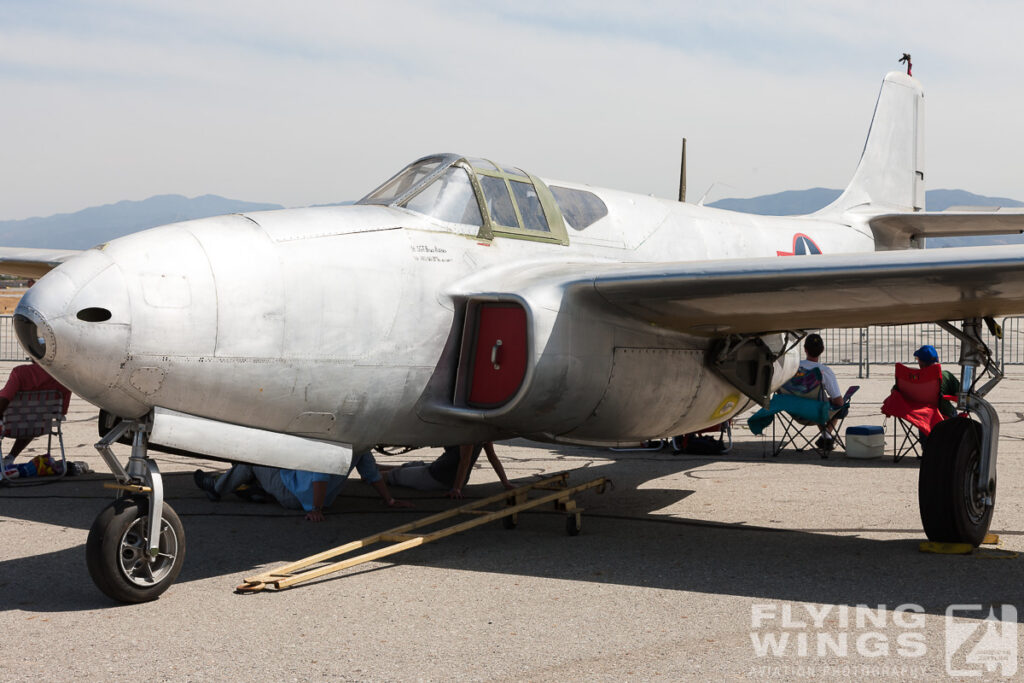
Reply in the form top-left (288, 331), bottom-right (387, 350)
top-left (919, 417), bottom-right (993, 546)
top-left (86, 496), bottom-right (186, 603)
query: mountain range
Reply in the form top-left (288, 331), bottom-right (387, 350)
top-left (2, 189), bottom-right (1021, 250)
top-left (0, 195), bottom-right (283, 249)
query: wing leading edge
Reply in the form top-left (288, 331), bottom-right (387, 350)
top-left (528, 245), bottom-right (1024, 336)
top-left (0, 248), bottom-right (82, 278)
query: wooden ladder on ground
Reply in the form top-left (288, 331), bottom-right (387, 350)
top-left (236, 472), bottom-right (609, 593)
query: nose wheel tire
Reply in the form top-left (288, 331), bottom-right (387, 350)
top-left (86, 496), bottom-right (185, 603)
top-left (918, 417), bottom-right (993, 546)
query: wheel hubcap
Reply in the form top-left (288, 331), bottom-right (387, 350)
top-left (118, 515), bottom-right (179, 587)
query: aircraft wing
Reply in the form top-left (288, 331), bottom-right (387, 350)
top-left (546, 244), bottom-right (1024, 336)
top-left (0, 248), bottom-right (82, 278)
top-left (869, 210), bottom-right (1024, 249)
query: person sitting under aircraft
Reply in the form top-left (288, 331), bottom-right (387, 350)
top-left (0, 363), bottom-right (72, 467)
top-left (799, 333), bottom-right (849, 452)
top-left (912, 344), bottom-right (961, 417)
top-left (193, 451), bottom-right (411, 522)
top-left (385, 442), bottom-right (514, 498)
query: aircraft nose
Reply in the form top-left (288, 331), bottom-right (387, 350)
top-left (14, 248), bottom-right (146, 415)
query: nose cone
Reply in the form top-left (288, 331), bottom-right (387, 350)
top-left (15, 248), bottom-right (147, 416)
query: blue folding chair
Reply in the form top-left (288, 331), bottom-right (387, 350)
top-left (748, 367), bottom-right (856, 458)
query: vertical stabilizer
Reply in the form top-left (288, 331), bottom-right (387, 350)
top-left (817, 71), bottom-right (925, 216)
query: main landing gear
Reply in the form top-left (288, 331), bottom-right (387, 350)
top-left (918, 318), bottom-right (1002, 546)
top-left (87, 413), bottom-right (185, 603)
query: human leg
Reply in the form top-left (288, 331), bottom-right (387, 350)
top-left (251, 466), bottom-right (304, 509)
top-left (213, 464), bottom-right (256, 497)
top-left (2, 436), bottom-right (34, 466)
top-left (385, 462), bottom-right (448, 491)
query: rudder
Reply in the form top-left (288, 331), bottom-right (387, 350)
top-left (817, 71), bottom-right (925, 216)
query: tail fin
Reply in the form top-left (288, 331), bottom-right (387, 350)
top-left (817, 71), bottom-right (925, 216)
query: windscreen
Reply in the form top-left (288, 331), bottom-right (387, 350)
top-left (360, 158), bottom-right (444, 205)
top-left (403, 167), bottom-right (483, 226)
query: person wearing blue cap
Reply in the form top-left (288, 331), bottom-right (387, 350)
top-left (913, 345), bottom-right (960, 417)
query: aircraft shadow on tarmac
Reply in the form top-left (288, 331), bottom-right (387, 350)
top-left (2, 449), bottom-right (1022, 617)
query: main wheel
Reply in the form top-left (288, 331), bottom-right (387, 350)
top-left (919, 417), bottom-right (993, 546)
top-left (86, 496), bottom-right (186, 603)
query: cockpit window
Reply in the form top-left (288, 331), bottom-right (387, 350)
top-left (361, 158), bottom-right (443, 205)
top-left (549, 186), bottom-right (608, 231)
top-left (358, 153), bottom-right (569, 245)
top-left (478, 175), bottom-right (519, 228)
top-left (402, 166), bottom-right (483, 227)
top-left (466, 157), bottom-right (498, 171)
top-left (509, 180), bottom-right (550, 232)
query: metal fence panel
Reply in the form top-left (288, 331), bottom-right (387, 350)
top-left (821, 320), bottom-right (1006, 378)
top-left (0, 315), bottom-right (27, 362)
top-left (999, 316), bottom-right (1024, 368)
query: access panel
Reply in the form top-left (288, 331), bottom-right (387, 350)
top-left (467, 303), bottom-right (528, 408)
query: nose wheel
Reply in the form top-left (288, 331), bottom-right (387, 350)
top-left (89, 413), bottom-right (186, 603)
top-left (86, 496), bottom-right (185, 603)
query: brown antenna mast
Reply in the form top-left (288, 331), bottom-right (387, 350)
top-left (678, 138), bottom-right (687, 202)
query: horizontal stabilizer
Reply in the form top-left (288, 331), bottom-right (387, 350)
top-left (0, 247), bottom-right (82, 278)
top-left (150, 408), bottom-right (353, 475)
top-left (868, 210), bottom-right (1024, 249)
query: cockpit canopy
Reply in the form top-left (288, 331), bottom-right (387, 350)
top-left (358, 154), bottom-right (569, 244)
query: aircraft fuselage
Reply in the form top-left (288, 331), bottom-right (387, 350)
top-left (15, 178), bottom-right (874, 452)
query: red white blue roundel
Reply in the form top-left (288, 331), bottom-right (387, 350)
top-left (776, 233), bottom-right (822, 256)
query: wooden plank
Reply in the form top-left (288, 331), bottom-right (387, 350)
top-left (269, 536), bottom-right (427, 589)
top-left (243, 473), bottom-right (571, 584)
top-left (103, 482), bottom-right (152, 493)
top-left (239, 473), bottom-right (605, 591)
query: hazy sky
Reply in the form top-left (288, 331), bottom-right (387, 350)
top-left (3, 1), bottom-right (1022, 220)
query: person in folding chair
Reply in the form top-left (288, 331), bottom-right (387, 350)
top-left (913, 345), bottom-right (960, 417)
top-left (747, 334), bottom-right (856, 457)
top-left (796, 333), bottom-right (851, 452)
top-left (880, 345), bottom-right (960, 462)
top-left (0, 363), bottom-right (72, 468)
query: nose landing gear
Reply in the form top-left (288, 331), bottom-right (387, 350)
top-left (86, 413), bottom-right (185, 603)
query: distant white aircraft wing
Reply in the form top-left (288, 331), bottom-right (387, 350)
top-left (0, 248), bottom-right (82, 278)
top-left (496, 245), bottom-right (1024, 336)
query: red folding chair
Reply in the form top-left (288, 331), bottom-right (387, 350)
top-left (880, 363), bottom-right (953, 462)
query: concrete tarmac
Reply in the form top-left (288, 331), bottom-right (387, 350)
top-left (2, 361), bottom-right (1023, 681)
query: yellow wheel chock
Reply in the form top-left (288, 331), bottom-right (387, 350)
top-left (918, 533), bottom-right (1017, 558)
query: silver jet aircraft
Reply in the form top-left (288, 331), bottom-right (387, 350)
top-left (6, 70), bottom-right (1024, 602)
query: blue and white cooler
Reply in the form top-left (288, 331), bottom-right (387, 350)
top-left (845, 425), bottom-right (885, 459)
